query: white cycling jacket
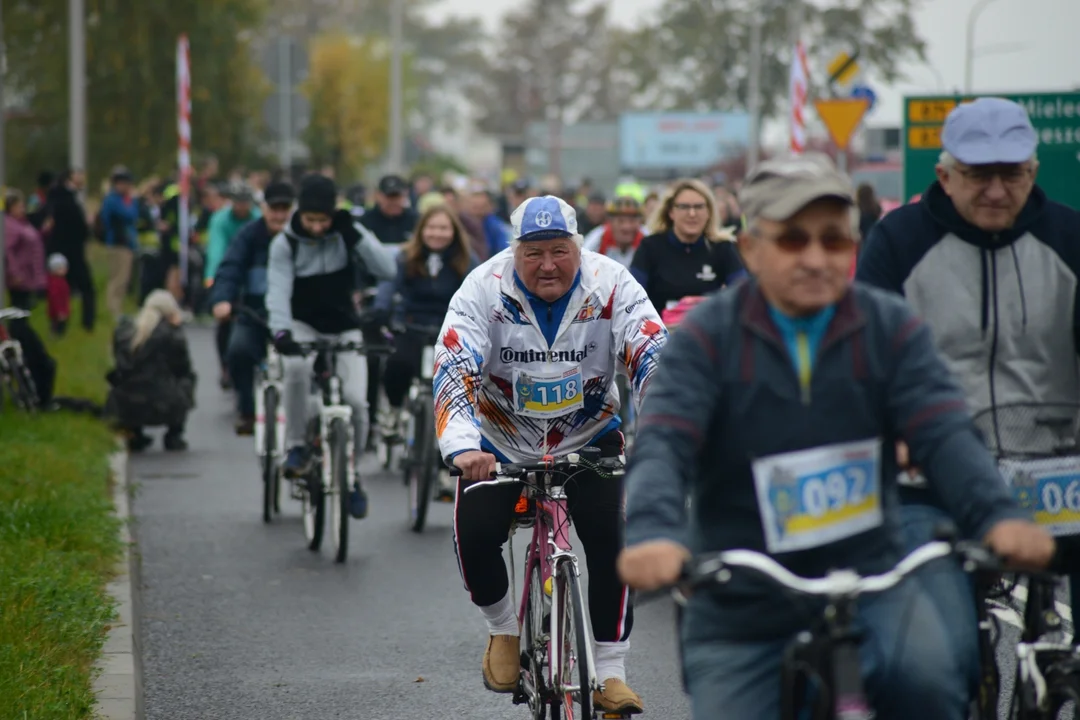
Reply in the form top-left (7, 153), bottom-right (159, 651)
top-left (434, 248), bottom-right (668, 463)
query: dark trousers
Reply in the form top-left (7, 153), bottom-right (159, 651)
top-left (226, 320), bottom-right (267, 417)
top-left (215, 318), bottom-right (232, 374)
top-left (63, 253), bottom-right (96, 330)
top-left (452, 430), bottom-right (633, 643)
top-left (7, 290), bottom-right (56, 404)
top-left (383, 330), bottom-right (425, 408)
top-left (367, 353), bottom-right (384, 426)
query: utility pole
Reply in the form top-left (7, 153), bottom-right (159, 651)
top-left (746, 7), bottom-right (763, 169)
top-left (277, 36), bottom-right (292, 170)
top-left (69, 0), bottom-right (87, 177)
top-left (965, 0), bottom-right (999, 93)
top-left (388, 0), bottom-right (404, 174)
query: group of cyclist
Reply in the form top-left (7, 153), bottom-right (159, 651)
top-left (199, 95), bottom-right (1078, 719)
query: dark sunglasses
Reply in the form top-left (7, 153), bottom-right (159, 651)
top-left (755, 227), bottom-right (856, 254)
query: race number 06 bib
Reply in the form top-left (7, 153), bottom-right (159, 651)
top-left (513, 367), bottom-right (585, 419)
top-left (753, 438), bottom-right (883, 554)
top-left (999, 456), bottom-right (1080, 537)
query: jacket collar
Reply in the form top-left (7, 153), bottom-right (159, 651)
top-left (740, 279), bottom-right (865, 350)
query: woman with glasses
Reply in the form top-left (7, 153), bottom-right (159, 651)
top-left (629, 178), bottom-right (744, 321)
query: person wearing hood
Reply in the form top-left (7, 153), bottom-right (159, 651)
top-left (266, 173), bottom-right (396, 520)
top-left (856, 97), bottom-right (1080, 692)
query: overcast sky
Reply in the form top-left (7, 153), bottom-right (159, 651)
top-left (432, 0), bottom-right (1080, 142)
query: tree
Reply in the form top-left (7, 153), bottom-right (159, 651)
top-left (301, 32), bottom-right (398, 179)
top-left (463, 0), bottom-right (622, 138)
top-left (617, 0), bottom-right (926, 118)
top-left (2, 0), bottom-right (269, 190)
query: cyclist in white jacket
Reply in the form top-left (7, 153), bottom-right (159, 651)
top-left (435, 195), bottom-right (666, 715)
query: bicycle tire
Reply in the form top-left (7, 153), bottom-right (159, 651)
top-left (329, 417), bottom-right (350, 563)
top-left (302, 464), bottom-right (326, 552)
top-left (407, 394), bottom-right (436, 533)
top-left (14, 363), bottom-right (38, 411)
top-left (552, 560), bottom-right (592, 720)
top-left (262, 386), bottom-right (279, 523)
top-left (523, 561), bottom-right (547, 719)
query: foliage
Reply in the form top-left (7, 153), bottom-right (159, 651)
top-left (301, 32), bottom-right (407, 179)
top-left (3, 0), bottom-right (270, 189)
top-left (617, 0), bottom-right (927, 117)
top-left (0, 247), bottom-right (122, 719)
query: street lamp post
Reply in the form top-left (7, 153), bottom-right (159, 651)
top-left (964, 0), bottom-right (999, 93)
top-left (388, 0), bottom-right (404, 175)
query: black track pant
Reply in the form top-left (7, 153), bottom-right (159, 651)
top-left (452, 430), bottom-right (633, 643)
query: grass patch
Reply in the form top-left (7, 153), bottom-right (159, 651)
top-left (0, 244), bottom-right (127, 718)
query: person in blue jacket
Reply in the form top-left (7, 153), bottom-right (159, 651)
top-left (375, 205), bottom-right (478, 479)
top-left (210, 181), bottom-right (295, 434)
top-left (617, 152), bottom-right (1054, 720)
top-left (99, 167), bottom-right (141, 319)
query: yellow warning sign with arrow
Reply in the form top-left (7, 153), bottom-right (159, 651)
top-left (814, 98), bottom-right (870, 150)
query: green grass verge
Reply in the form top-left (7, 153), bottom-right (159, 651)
top-left (0, 244), bottom-right (127, 719)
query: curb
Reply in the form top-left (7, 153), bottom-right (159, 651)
top-left (93, 450), bottom-right (144, 720)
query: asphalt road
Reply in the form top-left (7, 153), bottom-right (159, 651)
top-left (132, 326), bottom-right (691, 719)
top-left (132, 326), bottom-right (1075, 719)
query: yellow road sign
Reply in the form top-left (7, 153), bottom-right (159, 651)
top-left (814, 98), bottom-right (871, 150)
top-left (907, 125), bottom-right (943, 150)
top-left (827, 52), bottom-right (860, 88)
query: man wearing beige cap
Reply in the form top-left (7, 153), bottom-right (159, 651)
top-left (617, 152), bottom-right (1052, 719)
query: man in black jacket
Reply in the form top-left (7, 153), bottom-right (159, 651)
top-left (618, 153), bottom-right (1053, 720)
top-left (45, 168), bottom-right (95, 331)
top-left (211, 181), bottom-right (296, 434)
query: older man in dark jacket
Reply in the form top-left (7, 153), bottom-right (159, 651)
top-left (618, 153), bottom-right (1054, 720)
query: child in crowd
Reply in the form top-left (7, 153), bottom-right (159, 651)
top-left (47, 253), bottom-right (71, 337)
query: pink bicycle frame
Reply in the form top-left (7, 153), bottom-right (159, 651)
top-left (516, 472), bottom-right (596, 695)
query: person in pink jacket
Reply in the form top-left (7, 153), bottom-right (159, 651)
top-left (5, 189), bottom-right (47, 306)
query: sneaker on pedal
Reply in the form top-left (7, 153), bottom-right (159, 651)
top-left (283, 446), bottom-right (310, 479)
top-left (481, 634), bottom-right (520, 693)
top-left (348, 482), bottom-right (368, 519)
top-left (593, 679), bottom-right (644, 715)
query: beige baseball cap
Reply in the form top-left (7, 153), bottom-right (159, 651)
top-left (739, 152), bottom-right (855, 223)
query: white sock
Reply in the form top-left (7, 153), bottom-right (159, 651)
top-left (479, 591), bottom-right (519, 636)
top-left (594, 640), bottom-right (629, 683)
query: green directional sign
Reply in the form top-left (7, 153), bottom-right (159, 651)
top-left (903, 91), bottom-right (1080, 209)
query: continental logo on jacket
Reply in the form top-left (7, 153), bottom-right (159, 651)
top-left (499, 344), bottom-right (596, 364)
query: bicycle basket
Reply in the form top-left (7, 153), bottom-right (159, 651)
top-left (971, 402), bottom-right (1080, 459)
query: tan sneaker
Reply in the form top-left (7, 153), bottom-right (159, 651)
top-left (593, 678), bottom-right (644, 715)
top-left (482, 634), bottom-right (521, 693)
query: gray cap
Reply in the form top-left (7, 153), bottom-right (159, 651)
top-left (228, 183), bottom-right (255, 203)
top-left (739, 152), bottom-right (854, 223)
top-left (942, 97), bottom-right (1037, 165)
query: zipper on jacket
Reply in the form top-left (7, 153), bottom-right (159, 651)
top-left (987, 244), bottom-right (1002, 449)
top-left (795, 330), bottom-right (812, 405)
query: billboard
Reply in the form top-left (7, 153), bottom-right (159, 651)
top-left (619, 112), bottom-right (751, 171)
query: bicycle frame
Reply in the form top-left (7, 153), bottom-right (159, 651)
top-left (517, 472), bottom-right (599, 700)
top-left (312, 349), bottom-right (355, 492)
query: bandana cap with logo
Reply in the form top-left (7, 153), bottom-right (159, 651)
top-left (739, 152), bottom-right (855, 223)
top-left (942, 97), bottom-right (1038, 166)
top-left (511, 195), bottom-right (578, 241)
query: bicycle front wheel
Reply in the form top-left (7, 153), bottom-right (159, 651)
top-left (552, 560), bottom-right (592, 720)
top-left (261, 386), bottom-right (280, 523)
top-left (328, 417), bottom-right (350, 563)
top-left (407, 394), bottom-right (436, 533)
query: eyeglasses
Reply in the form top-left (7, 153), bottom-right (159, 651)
top-left (753, 227), bottom-right (856, 254)
top-left (672, 202), bottom-right (707, 214)
top-left (955, 165), bottom-right (1033, 188)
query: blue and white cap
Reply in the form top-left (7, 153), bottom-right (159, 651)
top-left (510, 195), bottom-right (578, 241)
